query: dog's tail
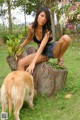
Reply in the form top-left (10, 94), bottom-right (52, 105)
top-left (7, 91), bottom-right (13, 116)
top-left (1, 84), bottom-right (12, 116)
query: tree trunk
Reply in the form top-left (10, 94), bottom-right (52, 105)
top-left (7, 0), bottom-right (12, 34)
top-left (55, 23), bottom-right (62, 40)
top-left (44, 0), bottom-right (56, 40)
top-left (50, 11), bottom-right (56, 40)
top-left (24, 4), bottom-right (27, 32)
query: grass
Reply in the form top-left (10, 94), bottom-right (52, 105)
top-left (0, 42), bottom-right (80, 120)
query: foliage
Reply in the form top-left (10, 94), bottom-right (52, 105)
top-left (0, 30), bottom-right (10, 42)
top-left (51, 3), bottom-right (80, 28)
top-left (0, 0), bottom-right (44, 34)
top-left (67, 6), bottom-right (80, 24)
top-left (14, 0), bottom-right (43, 14)
top-left (0, 0), bottom-right (4, 4)
top-left (74, 0), bottom-right (80, 1)
top-left (6, 34), bottom-right (24, 59)
top-left (0, 24), bottom-right (27, 41)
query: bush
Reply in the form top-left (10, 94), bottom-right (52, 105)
top-left (0, 25), bottom-right (28, 43)
top-left (6, 34), bottom-right (24, 59)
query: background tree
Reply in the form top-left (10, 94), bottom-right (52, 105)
top-left (0, 0), bottom-right (6, 27)
top-left (0, 0), bottom-right (14, 34)
top-left (7, 0), bottom-right (13, 34)
top-left (42, 0), bottom-right (56, 40)
top-left (14, 0), bottom-right (43, 32)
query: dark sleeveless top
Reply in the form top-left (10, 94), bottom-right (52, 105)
top-left (33, 34), bottom-right (53, 44)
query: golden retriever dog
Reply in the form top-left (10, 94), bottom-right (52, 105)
top-left (1, 71), bottom-right (35, 120)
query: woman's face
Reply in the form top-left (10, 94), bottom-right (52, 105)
top-left (37, 11), bottom-right (47, 26)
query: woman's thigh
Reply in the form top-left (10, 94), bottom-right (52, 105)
top-left (52, 42), bottom-right (61, 58)
top-left (18, 53), bottom-right (49, 67)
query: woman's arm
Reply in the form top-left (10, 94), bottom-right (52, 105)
top-left (32, 31), bottom-right (50, 63)
top-left (26, 31), bottom-right (50, 74)
top-left (20, 25), bottom-right (34, 47)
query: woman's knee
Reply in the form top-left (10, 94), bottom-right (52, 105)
top-left (62, 35), bottom-right (71, 43)
top-left (17, 59), bottom-right (24, 68)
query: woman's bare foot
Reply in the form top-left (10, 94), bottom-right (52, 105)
top-left (57, 58), bottom-right (65, 68)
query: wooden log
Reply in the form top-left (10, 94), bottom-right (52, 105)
top-left (6, 46), bottom-right (68, 97)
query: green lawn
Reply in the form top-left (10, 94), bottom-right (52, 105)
top-left (0, 42), bottom-right (80, 120)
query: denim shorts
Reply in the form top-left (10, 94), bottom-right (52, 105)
top-left (41, 41), bottom-right (56, 58)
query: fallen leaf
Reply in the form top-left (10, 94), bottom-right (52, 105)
top-left (65, 93), bottom-right (73, 99)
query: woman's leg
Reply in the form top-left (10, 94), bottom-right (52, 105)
top-left (53, 35), bottom-right (71, 66)
top-left (17, 53), bottom-right (49, 71)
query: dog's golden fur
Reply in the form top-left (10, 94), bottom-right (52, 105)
top-left (1, 71), bottom-right (35, 120)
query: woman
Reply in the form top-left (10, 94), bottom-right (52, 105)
top-left (17, 6), bottom-right (71, 74)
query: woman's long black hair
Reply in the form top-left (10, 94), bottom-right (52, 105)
top-left (32, 6), bottom-right (52, 35)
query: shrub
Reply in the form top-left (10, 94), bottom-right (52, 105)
top-left (6, 34), bottom-right (24, 60)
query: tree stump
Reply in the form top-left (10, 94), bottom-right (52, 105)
top-left (6, 46), bottom-right (68, 97)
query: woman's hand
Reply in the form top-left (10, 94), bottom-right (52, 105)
top-left (45, 31), bottom-right (51, 38)
top-left (26, 62), bottom-right (35, 74)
